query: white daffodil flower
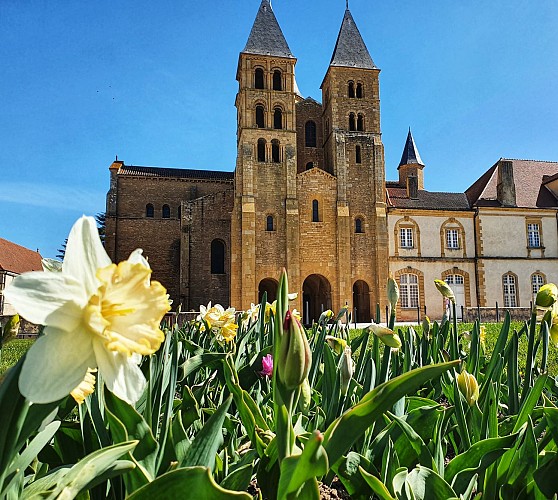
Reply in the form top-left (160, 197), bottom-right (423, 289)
top-left (3, 216), bottom-right (171, 405)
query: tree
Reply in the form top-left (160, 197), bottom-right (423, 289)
top-left (57, 213), bottom-right (105, 260)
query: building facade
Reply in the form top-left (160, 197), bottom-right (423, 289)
top-left (105, 1), bottom-right (558, 322)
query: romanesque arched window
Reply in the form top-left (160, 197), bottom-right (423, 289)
top-left (255, 68), bottom-right (264, 89)
top-left (348, 81), bottom-right (355, 98)
top-left (273, 70), bottom-right (282, 90)
top-left (177, 205), bottom-right (181, 219)
top-left (257, 138), bottom-right (266, 162)
top-left (349, 113), bottom-right (356, 131)
top-left (312, 199), bottom-right (320, 222)
top-left (271, 139), bottom-right (280, 163)
top-left (211, 239), bottom-right (225, 274)
top-left (356, 145), bottom-right (362, 164)
top-left (266, 215), bottom-right (274, 232)
top-left (162, 204), bottom-right (171, 219)
top-left (355, 218), bottom-right (363, 233)
top-left (305, 120), bottom-right (317, 147)
top-left (357, 113), bottom-right (364, 131)
top-left (146, 203), bottom-right (154, 218)
top-left (356, 82), bottom-right (363, 98)
top-left (256, 105), bottom-right (265, 128)
top-left (273, 107), bottom-right (283, 129)
top-left (306, 161), bottom-right (314, 170)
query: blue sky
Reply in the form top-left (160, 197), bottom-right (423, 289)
top-left (1, 0), bottom-right (557, 259)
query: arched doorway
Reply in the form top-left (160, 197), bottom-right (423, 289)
top-left (353, 280), bottom-right (371, 323)
top-left (258, 278), bottom-right (278, 304)
top-left (302, 274), bottom-right (332, 325)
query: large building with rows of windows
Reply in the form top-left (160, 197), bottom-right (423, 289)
top-left (105, 0), bottom-right (558, 322)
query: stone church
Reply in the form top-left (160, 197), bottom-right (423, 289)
top-left (105, 1), bottom-right (558, 322)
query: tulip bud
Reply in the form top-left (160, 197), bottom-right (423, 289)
top-left (339, 346), bottom-right (354, 395)
top-left (368, 324), bottom-right (402, 349)
top-left (434, 279), bottom-right (455, 304)
top-left (457, 370), bottom-right (479, 407)
top-left (277, 310), bottom-right (312, 390)
top-left (550, 319), bottom-right (558, 348)
top-left (536, 283), bottom-right (558, 309)
top-left (1, 314), bottom-right (20, 347)
top-left (387, 275), bottom-right (399, 310)
top-left (421, 316), bottom-right (431, 338)
top-left (298, 377), bottom-right (312, 414)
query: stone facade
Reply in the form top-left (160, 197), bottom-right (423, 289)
top-left (105, 2), bottom-right (558, 322)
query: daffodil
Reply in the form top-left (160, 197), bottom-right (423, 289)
top-left (434, 279), bottom-right (456, 303)
top-left (70, 368), bottom-right (97, 405)
top-left (3, 216), bottom-right (171, 405)
top-left (198, 302), bottom-right (238, 342)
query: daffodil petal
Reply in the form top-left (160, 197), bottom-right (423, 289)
top-left (19, 326), bottom-right (95, 403)
top-left (63, 216), bottom-right (111, 296)
top-left (127, 249), bottom-right (150, 269)
top-left (4, 272), bottom-right (86, 329)
top-left (94, 340), bottom-right (146, 404)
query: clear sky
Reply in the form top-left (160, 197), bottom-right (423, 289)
top-left (1, 0), bottom-right (557, 259)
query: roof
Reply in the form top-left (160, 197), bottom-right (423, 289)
top-left (0, 238), bottom-right (43, 274)
top-left (399, 129), bottom-right (424, 167)
top-left (386, 184), bottom-right (470, 210)
top-left (329, 9), bottom-right (376, 70)
top-left (465, 159), bottom-right (558, 208)
top-left (242, 0), bottom-right (294, 58)
top-left (118, 165), bottom-right (234, 181)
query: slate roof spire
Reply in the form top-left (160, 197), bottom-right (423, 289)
top-left (242, 0), bottom-right (294, 58)
top-left (330, 8), bottom-right (376, 69)
top-left (399, 129), bottom-right (424, 167)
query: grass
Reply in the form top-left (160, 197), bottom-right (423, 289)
top-left (0, 339), bottom-right (34, 375)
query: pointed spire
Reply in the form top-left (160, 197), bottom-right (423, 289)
top-left (399, 129), bottom-right (424, 167)
top-left (330, 8), bottom-right (376, 69)
top-left (242, 0), bottom-right (294, 58)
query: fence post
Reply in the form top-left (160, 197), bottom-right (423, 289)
top-left (461, 305), bottom-right (464, 323)
top-left (376, 303), bottom-right (380, 323)
top-left (385, 305), bottom-right (389, 325)
top-left (354, 307), bottom-right (357, 329)
top-left (477, 305), bottom-right (481, 322)
top-left (496, 302), bottom-right (499, 322)
top-left (417, 305), bottom-right (420, 324)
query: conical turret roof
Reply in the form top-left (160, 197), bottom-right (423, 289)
top-left (330, 9), bottom-right (376, 69)
top-left (398, 129), bottom-right (424, 167)
top-left (242, 0), bottom-right (294, 58)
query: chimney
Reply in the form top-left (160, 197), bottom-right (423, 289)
top-left (407, 175), bottom-right (418, 199)
top-left (496, 160), bottom-right (516, 207)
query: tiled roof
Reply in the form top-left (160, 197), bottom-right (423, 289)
top-left (329, 9), bottom-right (376, 70)
top-left (242, 0), bottom-right (294, 58)
top-left (0, 238), bottom-right (43, 274)
top-left (465, 159), bottom-right (558, 208)
top-left (386, 186), bottom-right (470, 210)
top-left (118, 165), bottom-right (234, 181)
top-left (399, 129), bottom-right (424, 166)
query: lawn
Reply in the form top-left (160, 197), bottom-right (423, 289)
top-left (0, 339), bottom-right (34, 375)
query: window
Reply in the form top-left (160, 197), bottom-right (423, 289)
top-left (355, 218), bottom-right (363, 233)
top-left (400, 274), bottom-right (419, 308)
top-left (348, 81), bottom-right (355, 98)
top-left (211, 239), bottom-right (225, 274)
top-left (273, 107), bottom-right (283, 129)
top-left (446, 229), bottom-right (459, 249)
top-left (305, 120), bottom-right (317, 147)
top-left (357, 113), bottom-right (364, 131)
top-left (306, 161), bottom-right (314, 170)
top-left (162, 204), bottom-right (170, 219)
top-left (146, 203), bottom-right (154, 218)
top-left (266, 215), bottom-right (274, 232)
top-left (356, 82), bottom-right (363, 98)
top-left (271, 139), bottom-right (280, 163)
top-left (355, 145), bottom-right (362, 164)
top-left (177, 205), bottom-right (181, 218)
top-left (255, 105), bottom-right (265, 128)
top-left (257, 138), bottom-right (266, 162)
top-left (503, 273), bottom-right (518, 307)
top-left (527, 223), bottom-right (540, 248)
top-left (445, 275), bottom-right (464, 286)
top-left (255, 68), bottom-right (264, 89)
top-left (273, 70), bottom-right (282, 91)
top-left (312, 200), bottom-right (320, 222)
top-left (349, 113), bottom-right (356, 131)
top-left (531, 273), bottom-right (545, 300)
top-left (400, 228), bottom-right (414, 248)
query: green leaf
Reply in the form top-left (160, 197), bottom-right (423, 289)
top-left (277, 430), bottom-right (328, 499)
top-left (127, 466), bottom-right (251, 499)
top-left (513, 373), bottom-right (548, 433)
top-left (323, 360), bottom-right (459, 466)
top-left (220, 463), bottom-right (254, 492)
top-left (336, 452), bottom-right (378, 497)
top-left (533, 452), bottom-right (558, 497)
top-left (181, 352), bottom-right (227, 379)
top-left (395, 466), bottom-right (458, 500)
top-left (359, 466), bottom-right (395, 500)
top-left (180, 395), bottom-right (232, 471)
top-left (43, 441), bottom-right (138, 500)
